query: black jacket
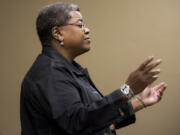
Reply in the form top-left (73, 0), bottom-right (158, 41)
top-left (20, 46), bottom-right (136, 135)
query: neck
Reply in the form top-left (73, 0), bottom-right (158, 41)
top-left (51, 43), bottom-right (75, 63)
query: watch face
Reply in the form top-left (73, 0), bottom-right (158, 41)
top-left (123, 88), bottom-right (129, 95)
top-left (121, 84), bottom-right (130, 96)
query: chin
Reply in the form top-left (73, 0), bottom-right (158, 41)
top-left (83, 46), bottom-right (91, 53)
top-left (84, 43), bottom-right (91, 51)
top-left (79, 44), bottom-right (91, 55)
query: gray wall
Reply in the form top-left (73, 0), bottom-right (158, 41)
top-left (0, 0), bottom-right (180, 135)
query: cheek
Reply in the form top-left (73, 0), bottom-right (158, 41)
top-left (65, 32), bottom-right (84, 46)
top-left (67, 36), bottom-right (84, 47)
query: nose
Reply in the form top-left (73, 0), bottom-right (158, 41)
top-left (84, 27), bottom-right (90, 35)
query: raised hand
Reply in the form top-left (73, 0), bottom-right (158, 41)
top-left (139, 82), bottom-right (167, 107)
top-left (125, 56), bottom-right (162, 95)
top-left (109, 82), bottom-right (167, 131)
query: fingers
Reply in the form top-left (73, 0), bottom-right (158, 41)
top-left (148, 69), bottom-right (161, 76)
top-left (127, 56), bottom-right (163, 94)
top-left (157, 84), bottom-right (167, 94)
top-left (138, 56), bottom-right (154, 70)
top-left (156, 93), bottom-right (162, 101)
top-left (140, 57), bottom-right (162, 86)
top-left (144, 59), bottom-right (162, 73)
top-left (148, 75), bottom-right (159, 85)
top-left (154, 82), bottom-right (167, 101)
top-left (146, 69), bottom-right (161, 82)
top-left (154, 82), bottom-right (167, 92)
top-left (153, 82), bottom-right (165, 91)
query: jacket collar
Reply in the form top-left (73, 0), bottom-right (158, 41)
top-left (42, 46), bottom-right (88, 76)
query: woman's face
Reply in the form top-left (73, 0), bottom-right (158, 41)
top-left (60, 11), bottom-right (91, 55)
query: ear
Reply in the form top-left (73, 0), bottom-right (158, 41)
top-left (51, 26), bottom-right (64, 42)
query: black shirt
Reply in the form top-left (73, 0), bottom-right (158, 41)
top-left (20, 46), bottom-right (136, 135)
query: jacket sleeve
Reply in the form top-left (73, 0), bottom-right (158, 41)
top-left (34, 68), bottom-right (136, 135)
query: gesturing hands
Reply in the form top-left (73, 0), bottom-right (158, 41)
top-left (125, 56), bottom-right (162, 95)
top-left (109, 83), bottom-right (167, 131)
top-left (109, 56), bottom-right (166, 131)
top-left (139, 82), bottom-right (167, 107)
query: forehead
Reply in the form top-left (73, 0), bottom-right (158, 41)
top-left (68, 11), bottom-right (83, 23)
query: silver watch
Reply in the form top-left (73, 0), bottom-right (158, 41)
top-left (120, 84), bottom-right (134, 99)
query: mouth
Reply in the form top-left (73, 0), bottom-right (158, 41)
top-left (84, 37), bottom-right (90, 40)
top-left (84, 37), bottom-right (91, 43)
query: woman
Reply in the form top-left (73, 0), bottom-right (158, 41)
top-left (20, 2), bottom-right (167, 135)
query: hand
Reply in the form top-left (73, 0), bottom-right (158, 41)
top-left (139, 82), bottom-right (167, 107)
top-left (126, 56), bottom-right (162, 95)
top-left (109, 124), bottom-right (115, 131)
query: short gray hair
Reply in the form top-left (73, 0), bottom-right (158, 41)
top-left (36, 2), bottom-right (80, 46)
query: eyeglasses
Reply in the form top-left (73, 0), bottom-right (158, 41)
top-left (61, 22), bottom-right (87, 30)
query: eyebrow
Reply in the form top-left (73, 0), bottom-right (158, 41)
top-left (73, 19), bottom-right (83, 24)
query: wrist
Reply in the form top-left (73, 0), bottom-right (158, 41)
top-left (131, 97), bottom-right (144, 112)
top-left (135, 95), bottom-right (147, 108)
top-left (120, 84), bottom-right (134, 100)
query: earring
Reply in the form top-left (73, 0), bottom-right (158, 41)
top-left (60, 41), bottom-right (64, 46)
